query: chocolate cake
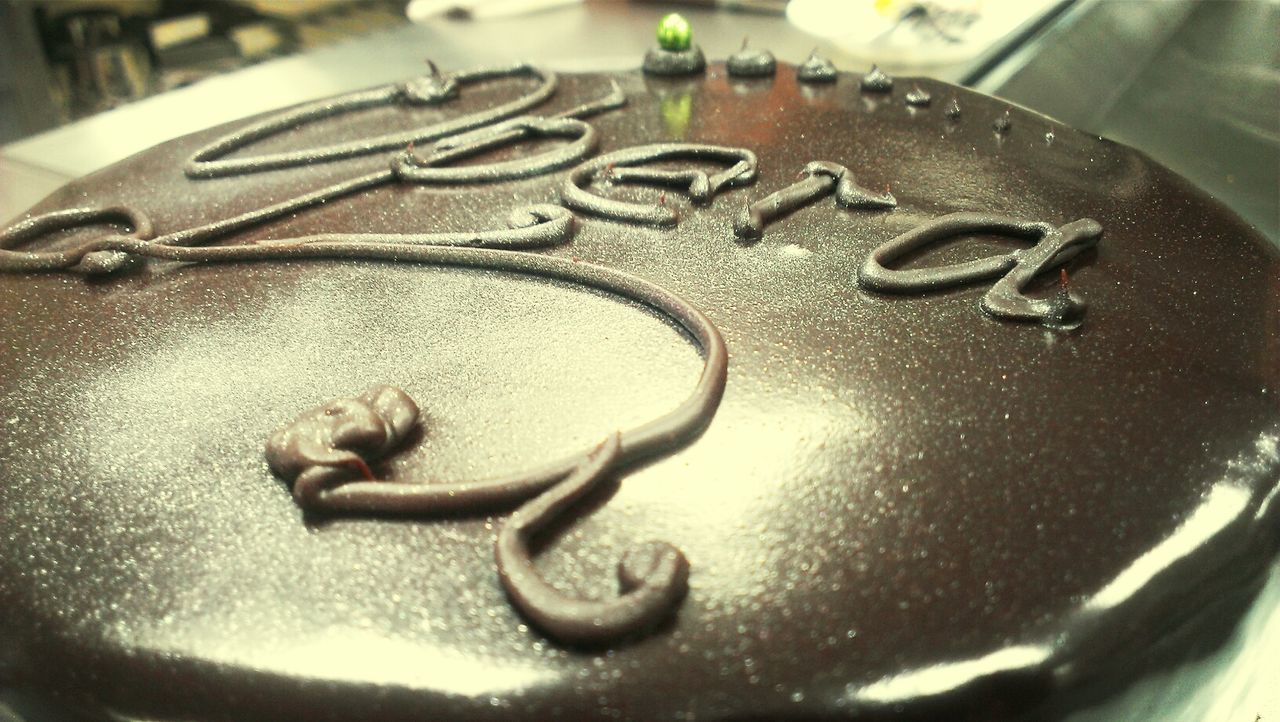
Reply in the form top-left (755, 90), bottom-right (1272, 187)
top-left (1, 45), bottom-right (1278, 721)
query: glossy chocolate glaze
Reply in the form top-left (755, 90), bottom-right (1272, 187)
top-left (0, 61), bottom-right (1277, 721)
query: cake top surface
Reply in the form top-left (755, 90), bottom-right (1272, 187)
top-left (0, 47), bottom-right (1277, 721)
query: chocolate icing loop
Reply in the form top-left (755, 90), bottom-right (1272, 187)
top-left (982, 217), bottom-right (1102, 326)
top-left (734, 161), bottom-right (895, 241)
top-left (394, 115), bottom-right (599, 184)
top-left (184, 63), bottom-right (559, 178)
top-left (255, 203), bottom-right (576, 250)
top-left (858, 212), bottom-right (1103, 327)
top-left (391, 77), bottom-right (624, 184)
top-left (0, 206), bottom-right (153, 275)
top-left (255, 245), bottom-right (726, 517)
top-left (495, 433), bottom-right (691, 646)
top-left (211, 229), bottom-right (723, 646)
top-left (562, 143), bottom-right (758, 227)
top-left (0, 76), bottom-right (625, 271)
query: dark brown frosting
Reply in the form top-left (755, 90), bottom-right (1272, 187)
top-left (0, 60), bottom-right (1276, 722)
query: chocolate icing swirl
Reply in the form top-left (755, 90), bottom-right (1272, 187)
top-left (0, 196), bottom-right (578, 272)
top-left (267, 386), bottom-right (420, 490)
top-left (2, 219), bottom-right (728, 507)
top-left (495, 434), bottom-right (691, 646)
top-left (394, 115), bottom-right (600, 184)
top-left (1, 74), bottom-right (624, 272)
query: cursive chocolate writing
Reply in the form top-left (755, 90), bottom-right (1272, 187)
top-left (858, 212), bottom-right (1103, 327)
top-left (733, 161), bottom-right (896, 241)
top-left (2, 68), bottom-right (623, 272)
top-left (0, 201), bottom-right (577, 273)
top-left (185, 62), bottom-right (561, 178)
top-left (562, 144), bottom-right (758, 227)
top-left (394, 115), bottom-right (599, 184)
top-left (232, 237), bottom-right (721, 644)
top-left (0, 59), bottom-right (1109, 650)
top-left (3, 208), bottom-right (726, 644)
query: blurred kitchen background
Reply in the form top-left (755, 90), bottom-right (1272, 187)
top-left (0, 0), bottom-right (1276, 237)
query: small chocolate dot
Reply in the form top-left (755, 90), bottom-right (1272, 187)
top-left (861, 65), bottom-right (893, 93)
top-left (797, 50), bottom-right (837, 83)
top-left (994, 110), bottom-right (1012, 134)
top-left (905, 86), bottom-right (931, 107)
top-left (727, 38), bottom-right (776, 78)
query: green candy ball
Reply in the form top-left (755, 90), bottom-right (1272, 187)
top-left (656, 13), bottom-right (692, 52)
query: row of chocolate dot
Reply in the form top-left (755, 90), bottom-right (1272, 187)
top-left (693, 49), bottom-right (1017, 134)
top-left (644, 13), bottom-right (1016, 136)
